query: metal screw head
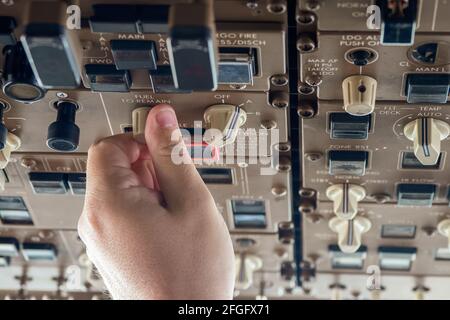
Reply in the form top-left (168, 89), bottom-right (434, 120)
top-left (270, 74), bottom-right (289, 87)
top-left (371, 193), bottom-right (391, 204)
top-left (275, 143), bottom-right (291, 152)
top-left (305, 75), bottom-right (323, 87)
top-left (422, 226), bottom-right (437, 237)
top-left (20, 158), bottom-right (37, 169)
top-left (38, 230), bottom-right (54, 240)
top-left (271, 186), bottom-right (287, 197)
top-left (56, 92), bottom-right (68, 99)
top-left (276, 157), bottom-right (291, 172)
top-left (305, 152), bottom-right (323, 161)
top-left (246, 0), bottom-right (259, 9)
top-left (260, 120), bottom-right (277, 130)
top-left (297, 37), bottom-right (316, 53)
top-left (297, 104), bottom-right (316, 118)
top-left (271, 97), bottom-right (289, 109)
top-left (230, 84), bottom-right (246, 90)
top-left (267, 1), bottom-right (287, 14)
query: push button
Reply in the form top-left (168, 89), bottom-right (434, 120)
top-left (329, 113), bottom-right (371, 140)
top-left (405, 74), bottom-right (449, 104)
top-left (28, 172), bottom-right (67, 194)
top-left (67, 173), bottom-right (86, 195)
top-left (0, 237), bottom-right (20, 257)
top-left (22, 243), bottom-right (57, 261)
top-left (328, 150), bottom-right (369, 176)
top-left (111, 40), bottom-right (157, 70)
top-left (149, 66), bottom-right (191, 93)
top-left (85, 64), bottom-right (132, 92)
top-left (397, 184), bottom-right (436, 207)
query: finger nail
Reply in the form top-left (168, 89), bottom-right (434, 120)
top-left (155, 109), bottom-right (178, 128)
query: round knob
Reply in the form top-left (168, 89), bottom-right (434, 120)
top-left (47, 101), bottom-right (80, 152)
top-left (342, 75), bottom-right (377, 116)
top-left (1, 43), bottom-right (46, 104)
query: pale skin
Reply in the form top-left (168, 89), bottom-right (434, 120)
top-left (77, 104), bottom-right (235, 300)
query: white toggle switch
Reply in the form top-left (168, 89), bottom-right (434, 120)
top-left (437, 219), bottom-right (450, 250)
top-left (132, 107), bottom-right (151, 144)
top-left (329, 216), bottom-right (372, 254)
top-left (235, 253), bottom-right (262, 291)
top-left (342, 75), bottom-right (378, 116)
top-left (204, 104), bottom-right (247, 148)
top-left (0, 132), bottom-right (21, 169)
top-left (326, 184), bottom-right (366, 220)
top-left (404, 118), bottom-right (450, 166)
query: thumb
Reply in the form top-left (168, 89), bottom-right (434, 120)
top-left (144, 104), bottom-right (211, 211)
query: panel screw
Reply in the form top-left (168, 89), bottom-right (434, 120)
top-left (297, 37), bottom-right (316, 53)
top-left (270, 93), bottom-right (289, 109)
top-left (276, 157), bottom-right (291, 172)
top-left (297, 104), bottom-right (316, 118)
top-left (371, 193), bottom-right (391, 204)
top-left (270, 74), bottom-right (288, 87)
top-left (422, 226), bottom-right (436, 237)
top-left (38, 230), bottom-right (54, 240)
top-left (275, 143), bottom-right (291, 152)
top-left (305, 75), bottom-right (323, 87)
top-left (305, 152), bottom-right (323, 161)
top-left (56, 92), bottom-right (68, 99)
top-left (271, 186), bottom-right (287, 197)
top-left (260, 120), bottom-right (277, 130)
top-left (20, 158), bottom-right (37, 169)
top-left (267, 1), bottom-right (287, 14)
top-left (297, 12), bottom-right (315, 25)
top-left (246, 0), bottom-right (259, 9)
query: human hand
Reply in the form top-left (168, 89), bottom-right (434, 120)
top-left (78, 104), bottom-right (235, 299)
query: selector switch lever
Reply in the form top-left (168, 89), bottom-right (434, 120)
top-left (204, 104), bottom-right (247, 148)
top-left (47, 101), bottom-right (80, 152)
top-left (437, 219), bottom-right (450, 250)
top-left (326, 184), bottom-right (366, 220)
top-left (404, 118), bottom-right (450, 166)
top-left (235, 253), bottom-right (263, 291)
top-left (329, 216), bottom-right (372, 254)
top-left (131, 107), bottom-right (151, 144)
top-left (0, 102), bottom-right (21, 169)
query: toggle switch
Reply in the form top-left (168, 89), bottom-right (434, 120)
top-left (329, 216), bottom-right (372, 254)
top-left (168, 1), bottom-right (218, 91)
top-left (404, 118), bottom-right (450, 166)
top-left (437, 219), bottom-right (450, 250)
top-left (2, 43), bottom-right (47, 104)
top-left (21, 1), bottom-right (81, 88)
top-left (342, 75), bottom-right (377, 116)
top-left (131, 107), bottom-right (151, 144)
top-left (47, 101), bottom-right (80, 152)
top-left (235, 253), bottom-right (263, 291)
top-left (203, 104), bottom-right (247, 148)
top-left (326, 184), bottom-right (366, 220)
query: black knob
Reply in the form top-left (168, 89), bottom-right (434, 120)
top-left (0, 102), bottom-right (8, 150)
top-left (1, 43), bottom-right (46, 104)
top-left (47, 101), bottom-right (80, 152)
